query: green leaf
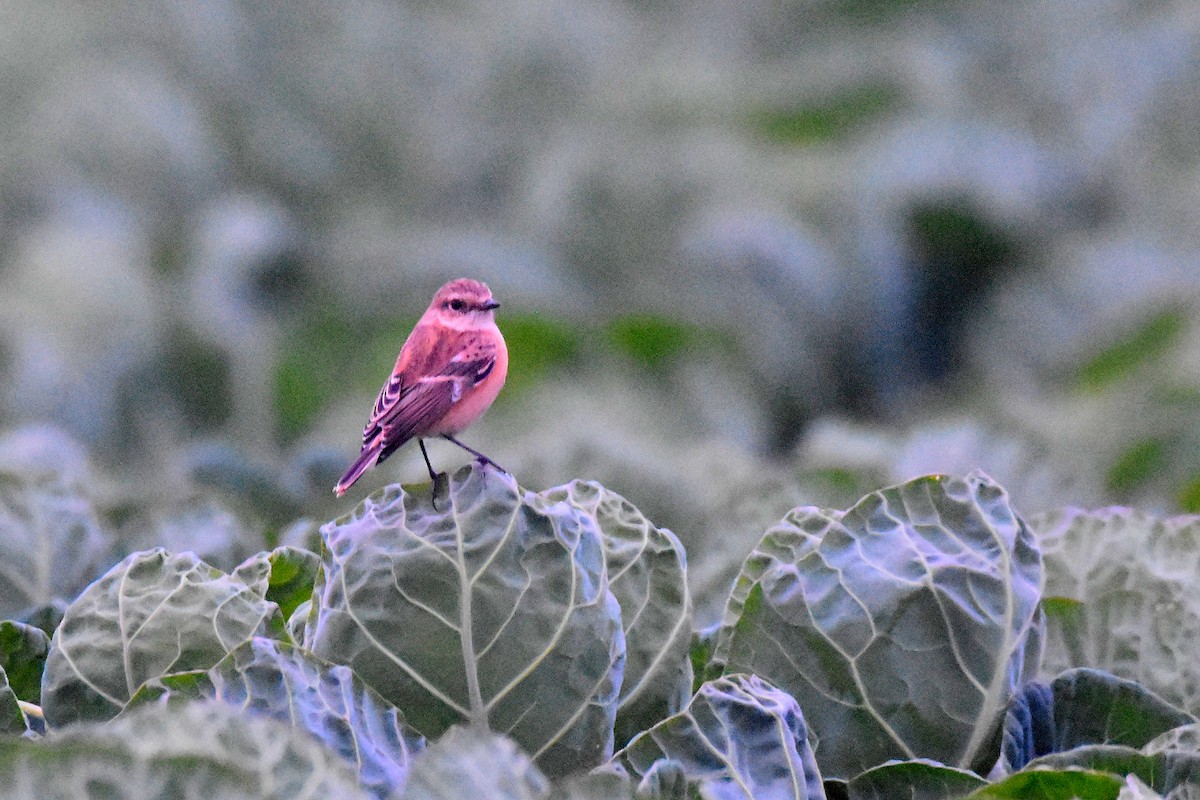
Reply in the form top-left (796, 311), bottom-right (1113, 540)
top-left (402, 726), bottom-right (549, 800)
top-left (966, 768), bottom-right (1123, 799)
top-left (133, 637), bottom-right (424, 800)
top-left (1106, 439), bottom-right (1168, 495)
top-left (0, 666), bottom-right (23, 736)
top-left (237, 546), bottom-right (321, 621)
top-left (287, 598), bottom-right (312, 646)
top-left (1049, 668), bottom-right (1193, 748)
top-left (846, 759), bottom-right (987, 800)
top-left (1023, 743), bottom-right (1200, 796)
top-left (711, 472), bottom-right (1045, 779)
top-left (614, 674), bottom-right (826, 799)
top-left (15, 600), bottom-right (66, 639)
top-left (0, 620), bottom-right (50, 704)
top-left (1033, 508), bottom-right (1200, 716)
top-left (753, 83), bottom-right (901, 145)
top-left (1076, 309), bottom-right (1186, 390)
top-left (689, 623), bottom-right (717, 694)
top-left (0, 700), bottom-right (371, 799)
top-left (0, 469), bottom-right (112, 618)
top-left (1178, 474), bottom-right (1200, 513)
top-left (606, 316), bottom-right (696, 368)
top-left (307, 464), bottom-right (625, 779)
top-left (496, 313), bottom-right (581, 397)
top-left (40, 549), bottom-right (284, 727)
top-left (540, 480), bottom-right (693, 747)
top-left (998, 669), bottom-right (1194, 774)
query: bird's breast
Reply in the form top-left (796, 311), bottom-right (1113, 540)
top-left (431, 329), bottom-right (508, 435)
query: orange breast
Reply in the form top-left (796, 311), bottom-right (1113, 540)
top-left (430, 328), bottom-right (508, 435)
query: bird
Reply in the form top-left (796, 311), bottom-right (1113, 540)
top-left (334, 278), bottom-right (508, 497)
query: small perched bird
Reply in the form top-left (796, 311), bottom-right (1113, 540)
top-left (334, 278), bottom-right (508, 497)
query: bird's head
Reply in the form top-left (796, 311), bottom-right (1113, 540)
top-left (427, 278), bottom-right (500, 329)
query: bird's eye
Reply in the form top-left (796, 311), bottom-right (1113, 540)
top-left (449, 299), bottom-right (466, 311)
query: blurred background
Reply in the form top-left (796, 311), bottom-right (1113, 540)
top-left (1, 0), bottom-right (1198, 616)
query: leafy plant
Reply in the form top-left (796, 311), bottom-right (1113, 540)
top-left (0, 468), bottom-right (111, 618)
top-left (3, 457), bottom-right (1199, 799)
top-left (1034, 507), bottom-right (1200, 715)
top-left (40, 549), bottom-right (284, 727)
top-left (539, 480), bottom-right (692, 747)
top-left (0, 701), bottom-right (372, 799)
top-left (708, 472), bottom-right (1044, 779)
top-left (131, 637), bottom-right (424, 800)
top-left (0, 620), bottom-right (49, 704)
top-left (614, 673), bottom-right (826, 799)
top-left (305, 467), bottom-right (627, 778)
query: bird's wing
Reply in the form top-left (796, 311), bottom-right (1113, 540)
top-left (360, 324), bottom-right (497, 454)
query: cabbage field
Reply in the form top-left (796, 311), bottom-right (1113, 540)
top-left (2, 456), bottom-right (1197, 799)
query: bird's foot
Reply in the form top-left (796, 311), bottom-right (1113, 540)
top-left (430, 471), bottom-right (450, 511)
top-left (474, 454), bottom-right (508, 473)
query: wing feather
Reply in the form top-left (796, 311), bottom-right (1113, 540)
top-left (358, 324), bottom-right (497, 462)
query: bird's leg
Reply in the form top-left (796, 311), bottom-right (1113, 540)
top-left (418, 438), bottom-right (440, 482)
top-left (419, 438), bottom-right (449, 511)
top-left (442, 435), bottom-right (508, 473)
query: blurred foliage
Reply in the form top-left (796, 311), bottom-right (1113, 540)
top-left (287, 311), bottom-right (358, 439)
top-left (835, 0), bottom-right (936, 21)
top-left (1106, 438), bottom-right (1167, 496)
top-left (0, 0), bottom-right (1196, 528)
top-left (909, 201), bottom-right (1021, 379)
top-left (908, 202), bottom-right (1018, 276)
top-left (605, 315), bottom-right (736, 370)
top-left (275, 311), bottom-right (410, 442)
top-left (1076, 310), bottom-right (1187, 391)
top-left (1179, 475), bottom-right (1200, 513)
top-left (161, 325), bottom-right (233, 430)
top-left (754, 83), bottom-right (901, 145)
top-left (275, 309), bottom-right (737, 440)
top-left (492, 313), bottom-right (581, 398)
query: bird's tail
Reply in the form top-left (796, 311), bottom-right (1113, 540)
top-left (334, 446), bottom-right (382, 497)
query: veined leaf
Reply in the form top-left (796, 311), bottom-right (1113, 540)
top-left (1020, 743), bottom-right (1200, 797)
top-left (614, 673), bottom-right (826, 800)
top-left (40, 549), bottom-right (284, 727)
top-left (307, 464), bottom-right (625, 779)
top-left (1033, 508), bottom-right (1200, 716)
top-left (711, 473), bottom-right (1044, 779)
top-left (0, 700), bottom-right (371, 799)
top-left (540, 480), bottom-right (692, 747)
top-left (846, 758), bottom-right (987, 800)
top-left (0, 469), bottom-right (111, 618)
top-left (132, 637), bottom-right (424, 800)
top-left (1145, 722), bottom-right (1200, 753)
top-left (234, 545), bottom-right (321, 622)
top-left (549, 770), bottom-right (638, 800)
top-left (997, 668), bottom-right (1194, 775)
top-left (629, 760), bottom-right (688, 800)
top-left (287, 598), bottom-right (313, 646)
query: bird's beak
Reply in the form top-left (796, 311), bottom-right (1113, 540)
top-left (482, 300), bottom-right (500, 310)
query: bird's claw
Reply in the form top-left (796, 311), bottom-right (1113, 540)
top-left (430, 471), bottom-right (450, 511)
